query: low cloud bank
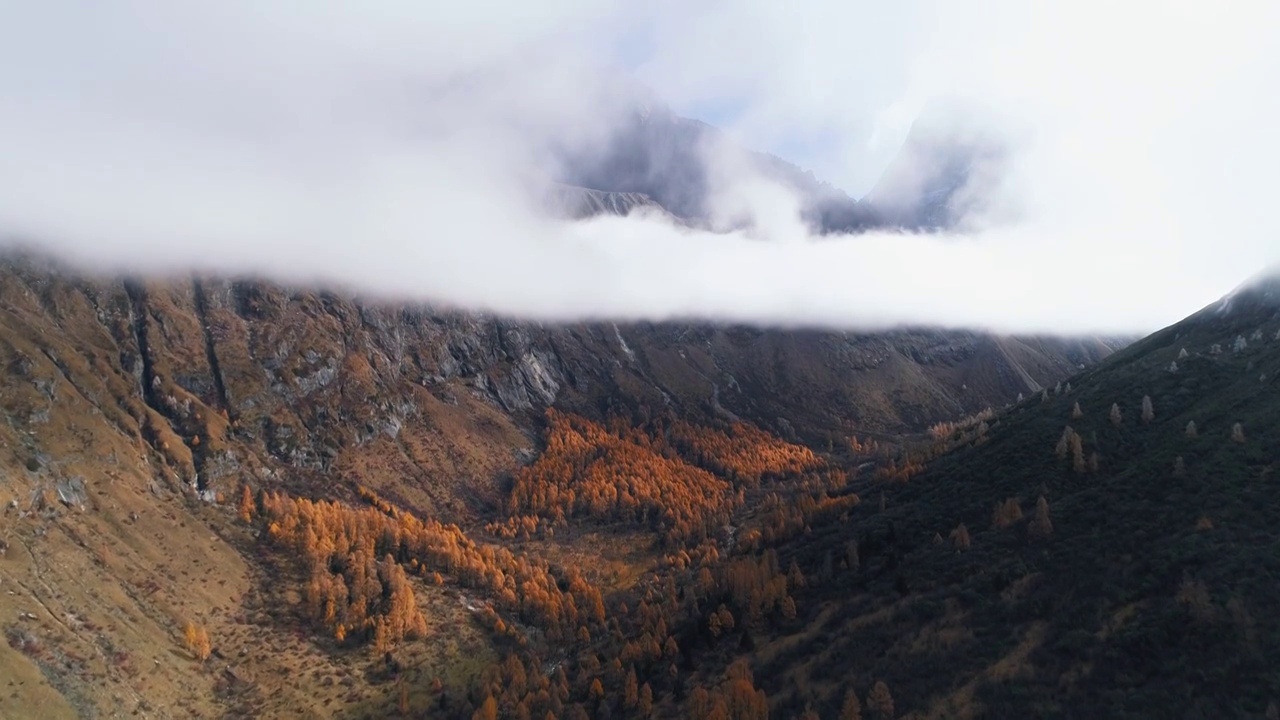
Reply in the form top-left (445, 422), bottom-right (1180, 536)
top-left (2, 1), bottom-right (1278, 334)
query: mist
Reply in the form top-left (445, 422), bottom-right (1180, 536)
top-left (2, 1), bottom-right (1279, 335)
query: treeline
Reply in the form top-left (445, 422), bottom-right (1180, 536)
top-left (508, 410), bottom-right (739, 546)
top-left (667, 419), bottom-right (825, 485)
top-left (459, 562), bottom-right (713, 718)
top-left (871, 455), bottom-right (926, 483)
top-left (509, 410), bottom-right (858, 547)
top-left (738, 489), bottom-right (861, 551)
top-left (483, 514), bottom-right (552, 541)
top-left (249, 484), bottom-right (608, 651)
top-left (689, 660), bottom-right (769, 720)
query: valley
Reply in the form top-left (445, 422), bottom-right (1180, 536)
top-left (0, 251), bottom-right (1121, 719)
top-left (3, 4), bottom-right (1277, 719)
top-left (3, 255), bottom-right (1276, 720)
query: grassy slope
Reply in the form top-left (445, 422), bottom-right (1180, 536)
top-left (0, 272), bottom-right (527, 718)
top-left (745, 290), bottom-right (1280, 719)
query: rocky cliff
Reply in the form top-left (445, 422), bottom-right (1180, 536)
top-left (1, 251), bottom-right (1122, 507)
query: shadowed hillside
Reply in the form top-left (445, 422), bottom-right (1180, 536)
top-left (682, 275), bottom-right (1280, 719)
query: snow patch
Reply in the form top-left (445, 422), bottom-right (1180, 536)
top-left (613, 323), bottom-right (637, 363)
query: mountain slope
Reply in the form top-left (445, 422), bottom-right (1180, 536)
top-left (862, 104), bottom-right (1008, 231)
top-left (0, 251), bottom-right (1118, 463)
top-left (0, 251), bottom-right (1122, 718)
top-left (705, 276), bottom-right (1280, 719)
top-left (553, 101), bottom-right (881, 233)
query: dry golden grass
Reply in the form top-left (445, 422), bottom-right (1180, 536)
top-left (334, 383), bottom-right (530, 521)
top-left (0, 289), bottom-right (522, 718)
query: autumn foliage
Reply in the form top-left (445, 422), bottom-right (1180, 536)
top-left (667, 418), bottom-right (825, 484)
top-left (509, 410), bottom-right (853, 547)
top-left (992, 497), bottom-right (1024, 529)
top-left (243, 410), bottom-right (869, 717)
top-left (253, 485), bottom-right (606, 650)
top-left (182, 621), bottom-right (211, 662)
top-left (689, 660), bottom-right (770, 720)
top-left (508, 410), bottom-right (738, 546)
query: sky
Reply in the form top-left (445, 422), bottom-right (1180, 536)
top-left (2, 1), bottom-right (1279, 334)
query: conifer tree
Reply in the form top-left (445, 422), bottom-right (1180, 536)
top-left (1141, 395), bottom-right (1154, 424)
top-left (195, 627), bottom-right (211, 661)
top-left (624, 667), bottom-right (638, 709)
top-left (1029, 496), bottom-right (1053, 539)
top-left (182, 621), bottom-right (212, 662)
top-left (1186, 421), bottom-right (1198, 438)
top-left (993, 498), bottom-right (1023, 529)
top-left (1232, 422), bottom-right (1246, 443)
top-left (1110, 403), bottom-right (1123, 426)
top-left (841, 688), bottom-right (863, 720)
top-left (473, 695), bottom-right (499, 720)
top-left (788, 560), bottom-right (806, 590)
top-left (867, 681), bottom-right (894, 720)
top-left (717, 605), bottom-right (735, 634)
top-left (1055, 427), bottom-right (1074, 459)
top-left (237, 483), bottom-right (255, 523)
top-left (1071, 402), bottom-right (1083, 420)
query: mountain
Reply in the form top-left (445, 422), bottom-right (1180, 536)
top-left (552, 99), bottom-right (882, 232)
top-left (860, 101), bottom-right (1011, 231)
top-left (678, 273), bottom-right (1280, 719)
top-left (0, 251), bottom-right (1122, 718)
top-left (551, 90), bottom-right (1006, 234)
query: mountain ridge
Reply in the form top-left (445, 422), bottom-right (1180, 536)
top-left (551, 86), bottom-right (993, 233)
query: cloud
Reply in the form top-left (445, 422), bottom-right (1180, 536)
top-left (1, 0), bottom-right (1279, 336)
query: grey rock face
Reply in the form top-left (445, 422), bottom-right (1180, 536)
top-left (0, 252), bottom-right (1124, 500)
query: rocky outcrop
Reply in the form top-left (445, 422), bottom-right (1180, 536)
top-left (542, 183), bottom-right (673, 221)
top-left (0, 252), bottom-right (1125, 513)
